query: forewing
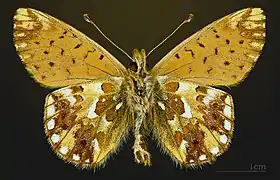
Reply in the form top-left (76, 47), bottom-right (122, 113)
top-left (13, 8), bottom-right (127, 88)
top-left (44, 78), bottom-right (130, 169)
top-left (151, 78), bottom-right (234, 167)
top-left (151, 8), bottom-right (265, 86)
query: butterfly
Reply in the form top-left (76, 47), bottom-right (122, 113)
top-left (13, 7), bottom-right (265, 170)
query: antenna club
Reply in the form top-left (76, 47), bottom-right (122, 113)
top-left (83, 14), bottom-right (91, 23)
top-left (184, 13), bottom-right (194, 23)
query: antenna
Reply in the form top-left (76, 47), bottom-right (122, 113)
top-left (83, 14), bottom-right (135, 62)
top-left (146, 13), bottom-right (194, 57)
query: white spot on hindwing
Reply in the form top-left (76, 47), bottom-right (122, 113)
top-left (66, 96), bottom-right (77, 106)
top-left (203, 89), bottom-right (219, 105)
top-left (210, 146), bottom-right (219, 155)
top-left (46, 104), bottom-right (56, 117)
top-left (115, 102), bottom-right (123, 110)
top-left (88, 97), bottom-right (99, 118)
top-left (90, 82), bottom-right (104, 93)
top-left (220, 134), bottom-right (228, 144)
top-left (92, 138), bottom-right (100, 159)
top-left (47, 119), bottom-right (55, 130)
top-left (59, 89), bottom-right (72, 96)
top-left (73, 154), bottom-right (80, 161)
top-left (199, 154), bottom-right (207, 161)
top-left (177, 82), bottom-right (191, 92)
top-left (223, 105), bottom-right (232, 118)
top-left (179, 140), bottom-right (188, 154)
top-left (47, 95), bottom-right (55, 106)
top-left (59, 146), bottom-right (68, 155)
top-left (59, 89), bottom-right (77, 106)
top-left (97, 115), bottom-right (113, 132)
top-left (157, 101), bottom-right (165, 110)
top-left (224, 120), bottom-right (232, 131)
top-left (181, 98), bottom-right (192, 118)
top-left (92, 139), bottom-right (99, 149)
top-left (225, 95), bottom-right (231, 105)
top-left (51, 134), bottom-right (60, 143)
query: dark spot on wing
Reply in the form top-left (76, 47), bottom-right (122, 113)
top-left (207, 68), bottom-right (213, 74)
top-left (34, 41), bottom-right (40, 45)
top-left (239, 40), bottom-right (244, 44)
top-left (61, 49), bottom-right (65, 55)
top-left (84, 50), bottom-right (94, 59)
top-left (215, 48), bottom-right (218, 55)
top-left (44, 51), bottom-right (49, 54)
top-left (189, 68), bottom-right (192, 73)
top-left (238, 65), bottom-right (244, 70)
top-left (74, 44), bottom-right (82, 49)
top-left (198, 42), bottom-right (205, 48)
top-left (71, 86), bottom-right (84, 93)
top-left (99, 54), bottom-right (104, 60)
top-left (224, 61), bottom-right (230, 66)
top-left (196, 86), bottom-right (207, 94)
top-left (63, 30), bottom-right (67, 35)
top-left (33, 65), bottom-right (40, 70)
top-left (72, 58), bottom-right (76, 64)
top-left (41, 75), bottom-right (46, 79)
top-left (203, 57), bottom-right (207, 64)
top-left (229, 50), bottom-right (235, 53)
top-left (175, 53), bottom-right (180, 59)
top-left (50, 40), bottom-right (54, 45)
top-left (66, 69), bottom-right (71, 74)
top-left (226, 39), bottom-right (230, 45)
top-left (59, 36), bottom-right (64, 39)
top-left (48, 62), bottom-right (55, 67)
top-left (185, 48), bottom-right (195, 58)
top-left (72, 33), bottom-right (78, 38)
top-left (216, 35), bottom-right (220, 38)
top-left (213, 29), bottom-right (217, 33)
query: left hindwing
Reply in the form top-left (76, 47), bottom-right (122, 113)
top-left (150, 77), bottom-right (234, 167)
top-left (44, 78), bottom-right (130, 169)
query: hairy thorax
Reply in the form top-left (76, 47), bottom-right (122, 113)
top-left (125, 73), bottom-right (154, 121)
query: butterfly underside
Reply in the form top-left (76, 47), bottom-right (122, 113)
top-left (13, 7), bottom-right (265, 170)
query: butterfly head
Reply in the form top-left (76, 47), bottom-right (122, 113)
top-left (132, 49), bottom-right (148, 77)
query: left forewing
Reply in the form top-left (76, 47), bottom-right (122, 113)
top-left (43, 78), bottom-right (130, 169)
top-left (150, 78), bottom-right (234, 167)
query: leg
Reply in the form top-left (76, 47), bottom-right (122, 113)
top-left (133, 114), bottom-right (151, 166)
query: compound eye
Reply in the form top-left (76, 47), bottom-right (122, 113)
top-left (137, 88), bottom-right (143, 96)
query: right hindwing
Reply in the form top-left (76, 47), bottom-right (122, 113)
top-left (150, 77), bottom-right (234, 167)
